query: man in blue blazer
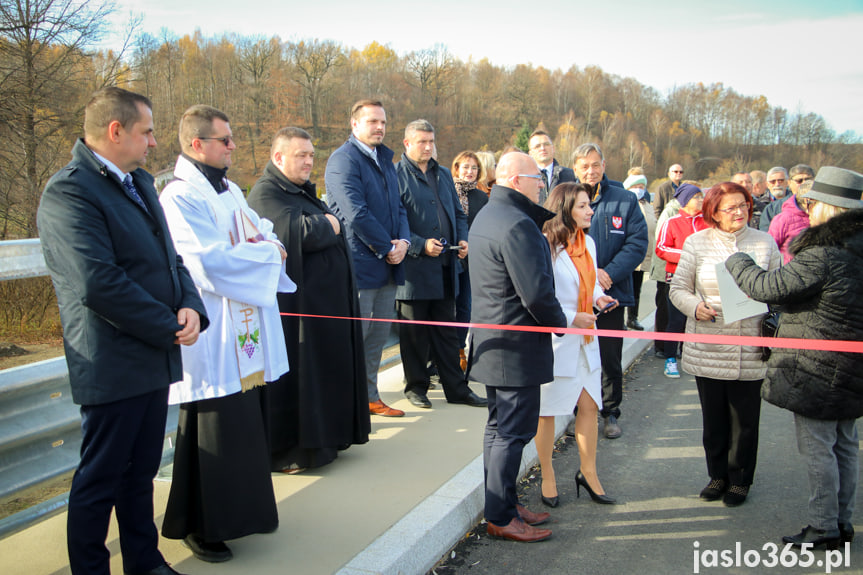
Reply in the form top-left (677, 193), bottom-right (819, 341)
top-left (325, 100), bottom-right (411, 417)
top-left (37, 87), bottom-right (208, 575)
top-left (469, 152), bottom-right (567, 542)
top-left (395, 120), bottom-right (486, 409)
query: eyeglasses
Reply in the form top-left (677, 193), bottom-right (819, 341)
top-left (518, 174), bottom-right (545, 184)
top-left (199, 135), bottom-right (234, 146)
top-left (671, 170), bottom-right (684, 174)
top-left (792, 177), bottom-right (813, 184)
top-left (718, 202), bottom-right (749, 214)
top-left (767, 178), bottom-right (786, 184)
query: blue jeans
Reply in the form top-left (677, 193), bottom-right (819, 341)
top-left (794, 414), bottom-right (858, 531)
top-left (358, 281), bottom-right (397, 402)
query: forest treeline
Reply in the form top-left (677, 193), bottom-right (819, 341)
top-left (2, 0), bottom-right (863, 245)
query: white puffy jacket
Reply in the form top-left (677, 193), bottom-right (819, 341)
top-left (670, 226), bottom-right (781, 381)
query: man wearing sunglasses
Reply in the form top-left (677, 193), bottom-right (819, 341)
top-left (653, 163), bottom-right (684, 218)
top-left (159, 105), bottom-right (296, 563)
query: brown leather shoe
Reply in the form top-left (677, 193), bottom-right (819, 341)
top-left (516, 504), bottom-right (550, 526)
top-left (369, 400), bottom-right (404, 417)
top-left (486, 517), bottom-right (551, 542)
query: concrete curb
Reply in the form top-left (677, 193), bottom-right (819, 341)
top-left (337, 312), bottom-right (656, 575)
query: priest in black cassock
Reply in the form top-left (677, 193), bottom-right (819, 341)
top-left (248, 127), bottom-right (371, 472)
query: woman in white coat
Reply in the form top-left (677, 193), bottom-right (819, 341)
top-left (537, 183), bottom-right (618, 507)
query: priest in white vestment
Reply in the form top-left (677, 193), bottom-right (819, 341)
top-left (158, 105), bottom-right (296, 564)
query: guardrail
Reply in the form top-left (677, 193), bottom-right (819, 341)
top-left (0, 239), bottom-right (179, 538)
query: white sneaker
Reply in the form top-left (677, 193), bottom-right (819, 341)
top-left (664, 358), bottom-right (680, 378)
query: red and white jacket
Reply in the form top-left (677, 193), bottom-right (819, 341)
top-left (655, 211), bottom-right (709, 277)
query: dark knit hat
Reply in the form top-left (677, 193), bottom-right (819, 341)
top-left (674, 183), bottom-right (702, 208)
top-left (802, 166), bottom-right (863, 209)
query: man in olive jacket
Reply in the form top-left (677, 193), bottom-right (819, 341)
top-left (468, 152), bottom-right (567, 542)
top-left (37, 87), bottom-right (208, 575)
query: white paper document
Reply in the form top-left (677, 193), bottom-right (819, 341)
top-left (714, 259), bottom-right (768, 324)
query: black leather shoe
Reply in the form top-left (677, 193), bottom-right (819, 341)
top-left (627, 319), bottom-right (644, 331)
top-left (405, 389), bottom-right (432, 408)
top-left (541, 495), bottom-right (559, 508)
top-left (840, 522), bottom-right (854, 543)
top-left (722, 484), bottom-right (749, 507)
top-left (448, 390), bottom-right (488, 407)
top-left (782, 525), bottom-right (841, 550)
top-left (126, 564), bottom-right (185, 575)
top-left (183, 534), bottom-right (233, 562)
top-left (699, 478), bottom-right (728, 501)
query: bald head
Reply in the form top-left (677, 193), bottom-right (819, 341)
top-left (497, 152), bottom-right (545, 203)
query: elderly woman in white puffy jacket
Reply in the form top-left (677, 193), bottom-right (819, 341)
top-left (537, 183), bottom-right (618, 508)
top-left (670, 181), bottom-right (781, 507)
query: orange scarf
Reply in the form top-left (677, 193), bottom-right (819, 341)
top-left (565, 229), bottom-right (596, 344)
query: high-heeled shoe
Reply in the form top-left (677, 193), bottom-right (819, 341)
top-left (540, 494), bottom-right (559, 508)
top-left (575, 470), bottom-right (616, 504)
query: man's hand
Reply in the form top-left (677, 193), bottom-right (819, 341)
top-left (175, 308), bottom-right (201, 346)
top-left (325, 214), bottom-right (341, 235)
top-left (387, 239), bottom-right (408, 264)
top-left (258, 239), bottom-right (287, 262)
top-left (424, 238), bottom-right (444, 257)
top-left (457, 240), bottom-right (468, 259)
top-left (597, 268), bottom-right (613, 291)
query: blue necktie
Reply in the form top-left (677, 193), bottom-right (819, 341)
top-left (123, 174), bottom-right (149, 213)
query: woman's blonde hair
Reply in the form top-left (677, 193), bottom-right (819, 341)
top-left (808, 200), bottom-right (848, 226)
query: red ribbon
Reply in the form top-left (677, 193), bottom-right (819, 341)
top-left (279, 313), bottom-right (863, 354)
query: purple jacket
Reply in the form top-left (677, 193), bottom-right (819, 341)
top-left (768, 195), bottom-right (810, 264)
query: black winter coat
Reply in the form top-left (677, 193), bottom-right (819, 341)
top-left (725, 209), bottom-right (863, 420)
top-left (395, 156), bottom-right (468, 300)
top-left (247, 162), bottom-right (370, 457)
top-left (467, 184), bottom-right (567, 388)
top-left (37, 139), bottom-right (208, 405)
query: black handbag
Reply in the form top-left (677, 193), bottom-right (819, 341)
top-left (760, 308), bottom-right (779, 361)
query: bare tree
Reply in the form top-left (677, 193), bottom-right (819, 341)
top-left (288, 39), bottom-right (345, 140)
top-left (237, 36), bottom-right (278, 171)
top-left (0, 0), bottom-right (119, 238)
top-left (405, 44), bottom-right (458, 109)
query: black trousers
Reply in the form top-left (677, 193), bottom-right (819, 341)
top-left (483, 385), bottom-right (540, 526)
top-left (397, 295), bottom-right (471, 402)
top-left (654, 281), bottom-right (669, 353)
top-left (68, 389), bottom-right (169, 575)
top-left (664, 290), bottom-right (686, 358)
top-left (597, 305), bottom-right (625, 418)
top-left (695, 377), bottom-right (763, 486)
top-left (630, 270), bottom-right (644, 318)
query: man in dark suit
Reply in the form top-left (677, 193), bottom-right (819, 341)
top-left (395, 119), bottom-right (486, 409)
top-left (37, 87), bottom-right (208, 575)
top-left (468, 152), bottom-right (567, 542)
top-left (326, 99), bottom-right (411, 418)
top-left (528, 129), bottom-right (576, 205)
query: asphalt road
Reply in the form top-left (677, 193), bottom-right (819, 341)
top-left (430, 350), bottom-right (862, 575)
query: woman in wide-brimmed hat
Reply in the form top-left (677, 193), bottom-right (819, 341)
top-left (726, 166), bottom-right (863, 549)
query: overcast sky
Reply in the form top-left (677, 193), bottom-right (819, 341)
top-left (108, 0), bottom-right (863, 135)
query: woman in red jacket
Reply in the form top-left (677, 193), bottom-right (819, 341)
top-left (655, 183), bottom-right (708, 378)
